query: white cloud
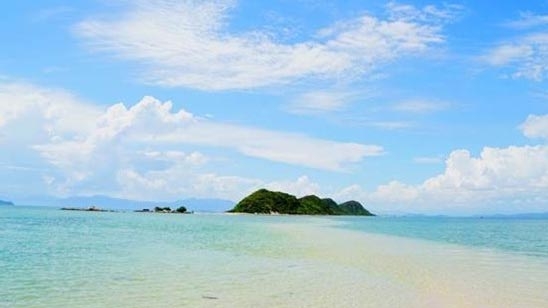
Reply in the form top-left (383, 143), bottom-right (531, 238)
top-left (117, 172), bottom-right (323, 202)
top-left (520, 114), bottom-right (548, 140)
top-left (392, 99), bottom-right (451, 113)
top-left (483, 30), bottom-right (548, 81)
top-left (287, 90), bottom-right (358, 114)
top-left (485, 13), bottom-right (548, 80)
top-left (142, 150), bottom-right (209, 165)
top-left (7, 81), bottom-right (547, 213)
top-left (0, 82), bottom-right (103, 196)
top-left (369, 180), bottom-right (420, 204)
top-left (75, 0), bottom-right (457, 90)
top-left (483, 44), bottom-right (533, 66)
top-left (116, 167), bottom-right (261, 201)
top-left (0, 82), bottom-right (101, 135)
top-left (331, 114), bottom-right (548, 213)
top-left (505, 12), bottom-right (548, 29)
top-left (112, 112), bottom-right (548, 212)
top-left (340, 144), bottom-right (548, 214)
top-left (1, 84), bottom-right (381, 197)
top-left (385, 2), bottom-right (463, 23)
top-left (421, 146), bottom-right (548, 192)
top-left (122, 97), bottom-right (384, 170)
top-left (264, 175), bottom-right (321, 197)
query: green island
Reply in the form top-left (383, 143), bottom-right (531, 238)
top-left (228, 188), bottom-right (374, 216)
top-left (0, 199), bottom-right (14, 206)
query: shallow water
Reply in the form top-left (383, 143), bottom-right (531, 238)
top-left (1, 206), bottom-right (547, 307)
top-left (334, 215), bottom-right (548, 257)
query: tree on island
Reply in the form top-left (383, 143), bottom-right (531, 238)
top-left (176, 206), bottom-right (187, 213)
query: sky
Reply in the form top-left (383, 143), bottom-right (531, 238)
top-left (1, 0), bottom-right (548, 214)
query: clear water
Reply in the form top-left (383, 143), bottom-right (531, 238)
top-left (1, 206), bottom-right (548, 307)
top-left (334, 216), bottom-right (548, 258)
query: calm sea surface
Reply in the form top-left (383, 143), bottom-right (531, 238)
top-left (1, 206), bottom-right (547, 307)
top-left (334, 215), bottom-right (548, 258)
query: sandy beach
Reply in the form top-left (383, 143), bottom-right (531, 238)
top-left (257, 221), bottom-right (548, 308)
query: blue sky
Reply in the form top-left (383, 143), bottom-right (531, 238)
top-left (1, 0), bottom-right (548, 214)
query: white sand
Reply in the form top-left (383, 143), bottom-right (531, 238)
top-left (253, 221), bottom-right (548, 308)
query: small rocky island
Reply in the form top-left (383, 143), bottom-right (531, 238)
top-left (135, 206), bottom-right (192, 214)
top-left (61, 206), bottom-right (114, 212)
top-left (229, 189), bottom-right (374, 216)
top-left (60, 205), bottom-right (192, 214)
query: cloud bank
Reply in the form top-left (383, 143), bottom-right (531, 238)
top-left (337, 115), bottom-right (548, 214)
top-left (0, 81), bottom-right (380, 199)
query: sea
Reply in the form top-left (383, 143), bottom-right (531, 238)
top-left (1, 206), bottom-right (547, 307)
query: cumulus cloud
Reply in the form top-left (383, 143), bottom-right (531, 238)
top-left (0, 82), bottom-right (103, 196)
top-left (44, 96), bottom-right (380, 172)
top-left (421, 146), bottom-right (548, 192)
top-left (336, 113), bottom-right (548, 213)
top-left (0, 82), bottom-right (101, 135)
top-left (75, 0), bottom-right (458, 90)
top-left (1, 82), bottom-right (381, 198)
top-left (339, 136), bottom-right (548, 214)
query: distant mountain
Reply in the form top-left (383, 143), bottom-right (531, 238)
top-left (0, 199), bottom-right (14, 206)
top-left (229, 189), bottom-right (374, 216)
top-left (14, 195), bottom-right (234, 212)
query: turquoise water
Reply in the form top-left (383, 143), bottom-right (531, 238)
top-left (1, 206), bottom-right (548, 307)
top-left (0, 207), bottom-right (293, 307)
top-left (335, 216), bottom-right (548, 258)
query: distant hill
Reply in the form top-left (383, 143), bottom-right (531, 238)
top-left (0, 199), bottom-right (14, 206)
top-left (15, 195), bottom-right (234, 212)
top-left (229, 189), bottom-right (374, 216)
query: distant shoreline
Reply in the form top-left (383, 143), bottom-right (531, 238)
top-left (0, 200), bottom-right (14, 206)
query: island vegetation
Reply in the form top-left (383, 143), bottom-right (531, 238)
top-left (229, 189), bottom-right (374, 216)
